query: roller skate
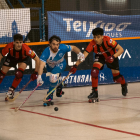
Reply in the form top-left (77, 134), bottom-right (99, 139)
top-left (43, 99), bottom-right (54, 106)
top-left (121, 83), bottom-right (128, 96)
top-left (88, 89), bottom-right (99, 103)
top-left (5, 87), bottom-right (15, 101)
top-left (43, 93), bottom-right (54, 107)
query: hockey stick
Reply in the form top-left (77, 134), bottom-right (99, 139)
top-left (8, 79), bottom-right (32, 102)
top-left (14, 83), bottom-right (40, 112)
top-left (43, 72), bottom-right (72, 102)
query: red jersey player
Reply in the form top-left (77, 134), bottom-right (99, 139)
top-left (0, 34), bottom-right (40, 101)
top-left (70, 27), bottom-right (128, 102)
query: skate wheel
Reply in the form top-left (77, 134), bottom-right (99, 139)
top-left (88, 99), bottom-right (92, 103)
top-left (92, 99), bottom-right (96, 103)
top-left (43, 103), bottom-right (47, 106)
top-left (51, 102), bottom-right (54, 105)
top-left (96, 98), bottom-right (100, 102)
top-left (62, 91), bottom-right (64, 95)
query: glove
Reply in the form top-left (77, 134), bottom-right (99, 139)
top-left (78, 52), bottom-right (85, 62)
top-left (70, 64), bottom-right (77, 74)
top-left (105, 55), bottom-right (115, 63)
top-left (30, 71), bottom-right (38, 81)
top-left (37, 75), bottom-right (44, 86)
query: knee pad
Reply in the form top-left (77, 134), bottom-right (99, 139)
top-left (113, 74), bottom-right (123, 83)
top-left (0, 71), bottom-right (6, 83)
top-left (49, 73), bottom-right (59, 83)
top-left (91, 68), bottom-right (99, 78)
top-left (15, 69), bottom-right (24, 79)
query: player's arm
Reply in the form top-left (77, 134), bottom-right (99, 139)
top-left (75, 51), bottom-right (89, 66)
top-left (38, 60), bottom-right (46, 76)
top-left (0, 44), bottom-right (11, 62)
top-left (37, 48), bottom-right (48, 86)
top-left (70, 45), bottom-right (81, 54)
top-left (36, 60), bottom-right (46, 86)
top-left (69, 48), bottom-right (90, 74)
top-left (71, 45), bottom-right (85, 62)
top-left (33, 55), bottom-right (40, 72)
top-left (113, 44), bottom-right (124, 58)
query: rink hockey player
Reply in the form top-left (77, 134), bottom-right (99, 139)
top-left (37, 35), bottom-right (85, 106)
top-left (70, 27), bottom-right (128, 103)
top-left (0, 34), bottom-right (40, 101)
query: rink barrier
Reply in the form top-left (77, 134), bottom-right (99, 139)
top-left (0, 37), bottom-right (140, 92)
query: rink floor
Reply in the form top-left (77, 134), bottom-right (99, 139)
top-left (0, 83), bottom-right (140, 140)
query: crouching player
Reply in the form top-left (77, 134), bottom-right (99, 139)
top-left (70, 28), bottom-right (128, 102)
top-left (0, 34), bottom-right (40, 101)
top-left (37, 35), bottom-right (85, 105)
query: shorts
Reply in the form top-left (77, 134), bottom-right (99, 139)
top-left (3, 54), bottom-right (30, 67)
top-left (94, 54), bottom-right (119, 70)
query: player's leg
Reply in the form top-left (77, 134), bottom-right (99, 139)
top-left (88, 54), bottom-right (105, 99)
top-left (0, 65), bottom-right (11, 84)
top-left (56, 73), bottom-right (64, 97)
top-left (5, 62), bottom-right (27, 100)
top-left (47, 60), bottom-right (67, 100)
top-left (106, 57), bottom-right (128, 96)
top-left (111, 69), bottom-right (127, 96)
top-left (88, 61), bottom-right (103, 99)
top-left (0, 54), bottom-right (13, 84)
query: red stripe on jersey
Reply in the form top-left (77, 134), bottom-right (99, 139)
top-left (94, 45), bottom-right (98, 54)
top-left (16, 52), bottom-right (19, 59)
top-left (99, 46), bottom-right (108, 58)
top-left (10, 48), bottom-right (13, 56)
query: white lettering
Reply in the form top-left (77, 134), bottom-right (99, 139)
top-left (77, 75), bottom-right (81, 83)
top-left (69, 76), bottom-right (74, 83)
top-left (89, 75), bottom-right (92, 82)
top-left (85, 75), bottom-right (89, 83)
top-left (63, 18), bottom-right (73, 32)
top-left (67, 52), bottom-right (76, 66)
top-left (73, 21), bottom-right (81, 32)
top-left (116, 23), bottom-right (131, 31)
top-left (83, 21), bottom-right (87, 32)
top-left (73, 76), bottom-right (77, 83)
top-left (81, 75), bottom-right (85, 82)
top-left (86, 21), bottom-right (103, 37)
top-left (118, 49), bottom-right (131, 60)
top-left (105, 23), bottom-right (116, 31)
top-left (122, 49), bottom-right (131, 59)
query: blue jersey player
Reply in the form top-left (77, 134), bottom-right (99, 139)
top-left (37, 35), bottom-right (85, 105)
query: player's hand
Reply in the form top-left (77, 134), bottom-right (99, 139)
top-left (105, 55), bottom-right (115, 63)
top-left (30, 71), bottom-right (38, 81)
top-left (70, 64), bottom-right (77, 74)
top-left (78, 52), bottom-right (85, 62)
top-left (37, 75), bottom-right (44, 86)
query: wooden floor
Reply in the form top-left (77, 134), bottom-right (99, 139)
top-left (0, 82), bottom-right (140, 140)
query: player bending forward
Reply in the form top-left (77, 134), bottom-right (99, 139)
top-left (37, 35), bottom-right (85, 105)
top-left (70, 27), bottom-right (128, 102)
top-left (0, 34), bottom-right (40, 101)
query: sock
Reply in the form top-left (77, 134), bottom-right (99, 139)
top-left (92, 77), bottom-right (98, 91)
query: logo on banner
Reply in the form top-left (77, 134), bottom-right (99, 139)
top-left (63, 18), bottom-right (131, 38)
top-left (118, 49), bottom-right (131, 60)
